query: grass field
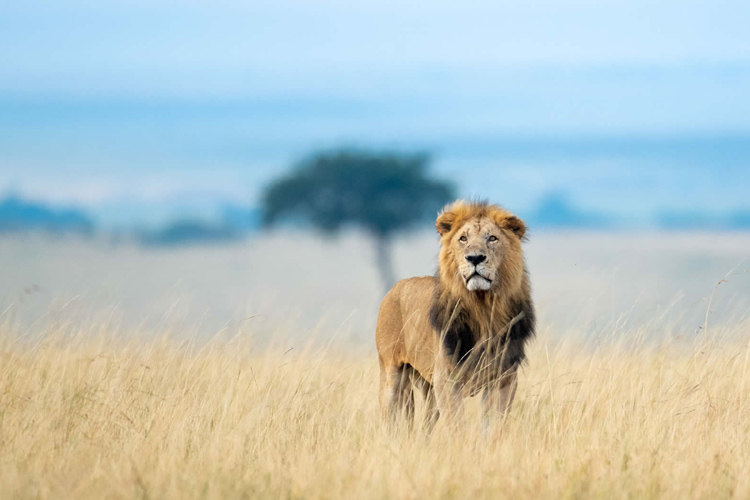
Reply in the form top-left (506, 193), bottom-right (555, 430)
top-left (2, 321), bottom-right (750, 499)
top-left (2, 232), bottom-right (750, 498)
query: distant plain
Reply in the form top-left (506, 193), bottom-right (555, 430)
top-left (2, 231), bottom-right (748, 341)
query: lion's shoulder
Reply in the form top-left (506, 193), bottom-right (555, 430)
top-left (376, 276), bottom-right (437, 358)
top-left (392, 275), bottom-right (437, 295)
top-left (381, 276), bottom-right (437, 314)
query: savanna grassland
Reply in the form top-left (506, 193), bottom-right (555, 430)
top-left (1, 233), bottom-right (750, 499)
top-left (3, 324), bottom-right (750, 499)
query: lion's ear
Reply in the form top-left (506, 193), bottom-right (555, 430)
top-left (436, 211), bottom-right (456, 236)
top-left (505, 216), bottom-right (527, 240)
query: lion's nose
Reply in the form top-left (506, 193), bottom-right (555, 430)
top-left (465, 254), bottom-right (486, 266)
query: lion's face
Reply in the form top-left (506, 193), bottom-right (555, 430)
top-left (450, 217), bottom-right (506, 291)
top-left (436, 201), bottom-right (527, 296)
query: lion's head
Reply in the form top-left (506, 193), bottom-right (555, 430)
top-left (435, 200), bottom-right (527, 298)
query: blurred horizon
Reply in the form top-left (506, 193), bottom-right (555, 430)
top-left (3, 131), bottom-right (750, 234)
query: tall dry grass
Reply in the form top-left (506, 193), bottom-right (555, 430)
top-left (2, 320), bottom-right (750, 499)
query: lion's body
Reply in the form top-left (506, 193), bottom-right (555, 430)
top-left (376, 276), bottom-right (440, 382)
top-left (375, 200), bottom-right (535, 429)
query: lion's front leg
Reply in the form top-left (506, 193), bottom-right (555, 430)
top-left (379, 363), bottom-right (415, 429)
top-left (432, 360), bottom-right (465, 429)
top-left (481, 370), bottom-right (517, 434)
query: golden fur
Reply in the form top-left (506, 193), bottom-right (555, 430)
top-left (375, 200), bottom-right (535, 428)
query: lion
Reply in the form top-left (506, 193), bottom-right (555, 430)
top-left (375, 200), bottom-right (535, 429)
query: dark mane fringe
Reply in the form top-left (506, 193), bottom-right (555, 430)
top-left (428, 281), bottom-right (535, 372)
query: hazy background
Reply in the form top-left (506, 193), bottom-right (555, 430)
top-left (1, 0), bottom-right (749, 340)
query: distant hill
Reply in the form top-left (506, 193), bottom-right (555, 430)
top-left (136, 205), bottom-right (259, 246)
top-left (658, 210), bottom-right (750, 230)
top-left (0, 195), bottom-right (94, 234)
top-left (220, 204), bottom-right (261, 232)
top-left (524, 192), bottom-right (615, 229)
top-left (138, 220), bottom-right (241, 246)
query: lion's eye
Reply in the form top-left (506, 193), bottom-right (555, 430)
top-left (488, 235), bottom-right (498, 242)
top-left (459, 235), bottom-right (468, 243)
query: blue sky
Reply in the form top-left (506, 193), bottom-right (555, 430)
top-left (1, 0), bottom-right (749, 227)
top-left (4, 0), bottom-right (750, 98)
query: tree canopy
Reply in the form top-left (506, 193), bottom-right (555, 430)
top-left (262, 149), bottom-right (455, 237)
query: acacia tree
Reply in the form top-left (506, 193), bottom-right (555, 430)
top-left (261, 149), bottom-right (455, 292)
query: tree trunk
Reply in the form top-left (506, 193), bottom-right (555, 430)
top-left (373, 233), bottom-right (396, 294)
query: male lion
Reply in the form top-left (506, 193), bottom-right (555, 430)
top-left (375, 200), bottom-right (535, 429)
